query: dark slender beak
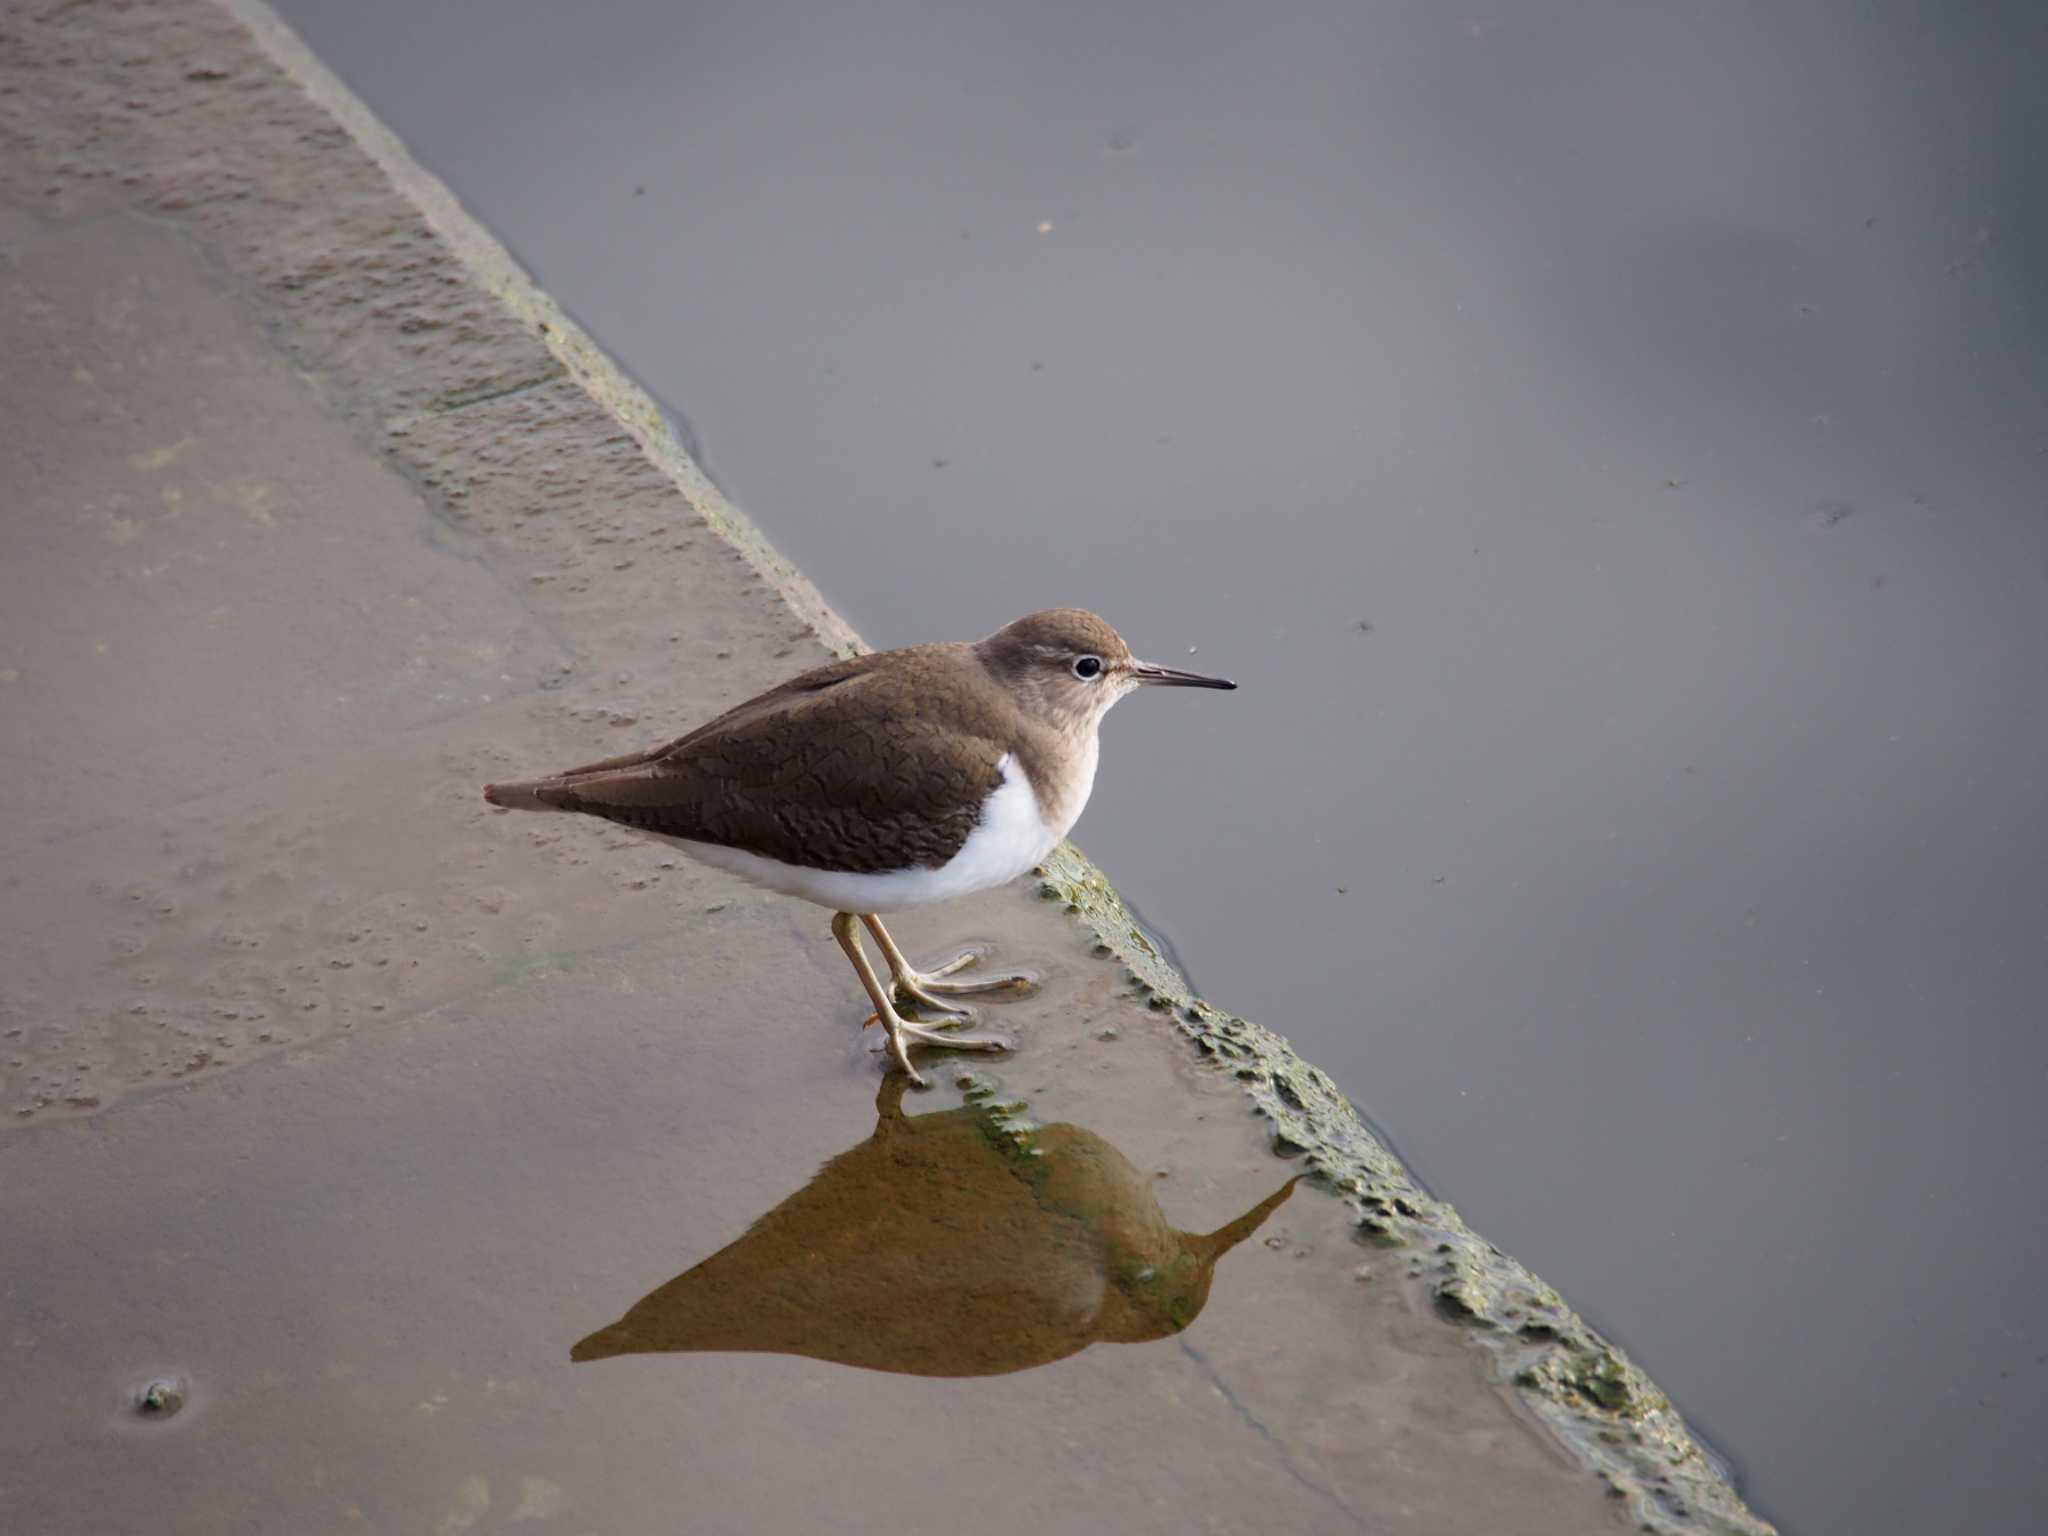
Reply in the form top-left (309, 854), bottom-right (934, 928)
top-left (1127, 658), bottom-right (1237, 690)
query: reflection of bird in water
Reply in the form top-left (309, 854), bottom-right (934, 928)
top-left (572, 1075), bottom-right (1297, 1378)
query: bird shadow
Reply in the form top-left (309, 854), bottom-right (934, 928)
top-left (569, 1073), bottom-right (1298, 1379)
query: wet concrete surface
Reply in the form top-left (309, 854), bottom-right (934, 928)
top-left (0, 6), bottom-right (1691, 1533)
top-left (1, 213), bottom-right (563, 1109)
top-left (258, 1), bottom-right (2048, 1530)
top-left (2, 935), bottom-right (1616, 1535)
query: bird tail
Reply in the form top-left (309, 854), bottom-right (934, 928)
top-left (481, 778), bottom-right (567, 811)
top-left (482, 741), bottom-right (676, 812)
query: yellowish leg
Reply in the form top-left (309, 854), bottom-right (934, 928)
top-left (832, 913), bottom-right (1009, 1086)
top-left (861, 915), bottom-right (1037, 1012)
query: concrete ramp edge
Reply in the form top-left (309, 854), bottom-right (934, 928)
top-left (210, 4), bottom-right (1771, 1528)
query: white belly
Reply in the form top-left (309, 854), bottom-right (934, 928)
top-left (660, 753), bottom-right (1061, 914)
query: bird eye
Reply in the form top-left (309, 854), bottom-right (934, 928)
top-left (1072, 654), bottom-right (1104, 680)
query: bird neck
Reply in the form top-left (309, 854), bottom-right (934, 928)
top-left (1012, 714), bottom-right (1102, 838)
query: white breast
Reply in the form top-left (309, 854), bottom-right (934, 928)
top-left (661, 753), bottom-right (1060, 914)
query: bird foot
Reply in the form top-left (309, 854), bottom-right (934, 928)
top-left (896, 1021), bottom-right (1011, 1053)
top-left (892, 943), bottom-right (1039, 1010)
top-left (863, 1011), bottom-right (1011, 1085)
top-left (864, 1010), bottom-right (1008, 1045)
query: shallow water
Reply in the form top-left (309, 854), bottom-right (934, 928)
top-left (273, 2), bottom-right (2048, 1529)
top-left (1, 905), bottom-right (1607, 1536)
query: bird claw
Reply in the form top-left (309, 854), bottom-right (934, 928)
top-left (898, 1022), bottom-right (1012, 1055)
top-left (862, 1014), bottom-right (1011, 1066)
top-left (893, 945), bottom-right (1040, 1007)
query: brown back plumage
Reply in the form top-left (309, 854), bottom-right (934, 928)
top-left (485, 644), bottom-right (1017, 873)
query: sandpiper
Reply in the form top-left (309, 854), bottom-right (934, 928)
top-left (483, 608), bottom-right (1234, 1083)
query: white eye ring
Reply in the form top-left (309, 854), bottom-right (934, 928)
top-left (1072, 654), bottom-right (1105, 681)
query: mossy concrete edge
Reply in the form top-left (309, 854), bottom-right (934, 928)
top-left (224, 4), bottom-right (1770, 1530)
top-left (1036, 847), bottom-right (1770, 1534)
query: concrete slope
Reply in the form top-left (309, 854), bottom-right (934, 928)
top-left (0, 3), bottom-right (1767, 1532)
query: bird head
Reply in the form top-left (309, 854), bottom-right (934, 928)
top-left (974, 608), bottom-right (1235, 734)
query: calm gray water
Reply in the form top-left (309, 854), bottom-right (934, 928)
top-left (274, 2), bottom-right (2048, 1530)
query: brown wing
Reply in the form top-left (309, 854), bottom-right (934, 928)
top-left (500, 647), bottom-right (1011, 873)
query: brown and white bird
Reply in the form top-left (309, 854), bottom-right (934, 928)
top-left (482, 608), bottom-right (1234, 1082)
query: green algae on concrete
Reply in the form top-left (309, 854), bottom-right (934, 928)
top-left (1036, 841), bottom-right (1767, 1535)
